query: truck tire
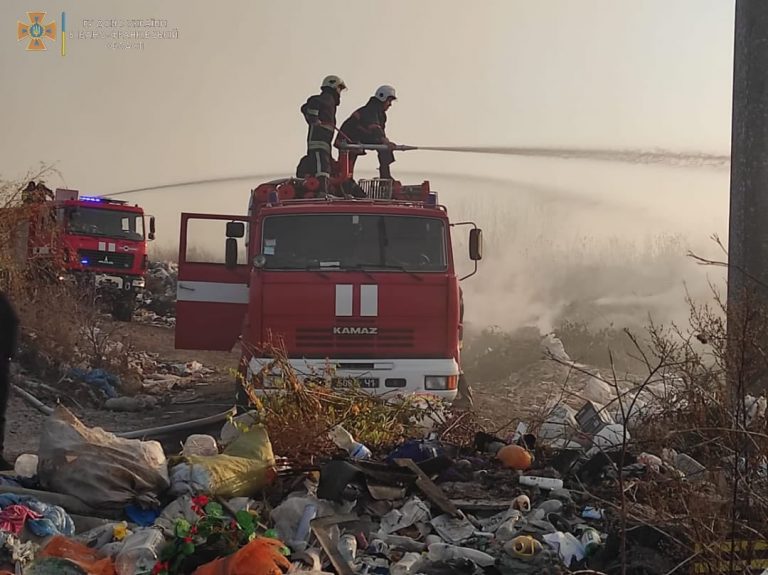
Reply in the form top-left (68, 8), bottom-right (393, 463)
top-left (235, 380), bottom-right (252, 414)
top-left (112, 296), bottom-right (136, 322)
top-left (452, 373), bottom-right (474, 410)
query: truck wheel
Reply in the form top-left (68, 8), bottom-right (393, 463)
top-left (235, 381), bottom-right (251, 414)
top-left (112, 296), bottom-right (136, 322)
top-left (452, 373), bottom-right (474, 411)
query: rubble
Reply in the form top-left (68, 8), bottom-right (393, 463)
top-left (0, 347), bottom-right (765, 575)
top-left (135, 261), bottom-right (178, 327)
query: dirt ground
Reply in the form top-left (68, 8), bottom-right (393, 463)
top-left (5, 321), bottom-right (240, 462)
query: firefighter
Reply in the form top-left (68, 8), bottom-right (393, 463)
top-left (335, 85), bottom-right (398, 180)
top-left (0, 292), bottom-right (18, 471)
top-left (295, 75), bottom-right (347, 193)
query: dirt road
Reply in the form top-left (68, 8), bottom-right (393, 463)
top-left (5, 321), bottom-right (240, 462)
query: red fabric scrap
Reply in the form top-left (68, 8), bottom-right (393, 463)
top-left (0, 505), bottom-right (42, 535)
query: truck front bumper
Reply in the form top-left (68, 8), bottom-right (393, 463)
top-left (243, 356), bottom-right (460, 401)
top-left (93, 274), bottom-right (145, 292)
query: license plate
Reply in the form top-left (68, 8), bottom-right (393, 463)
top-left (332, 377), bottom-right (379, 389)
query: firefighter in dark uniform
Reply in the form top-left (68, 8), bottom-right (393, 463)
top-left (334, 85), bottom-right (398, 180)
top-left (0, 291), bottom-right (18, 470)
top-left (296, 75), bottom-right (347, 193)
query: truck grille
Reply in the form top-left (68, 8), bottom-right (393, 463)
top-left (78, 249), bottom-right (134, 270)
top-left (358, 179), bottom-right (394, 200)
top-left (296, 327), bottom-right (414, 350)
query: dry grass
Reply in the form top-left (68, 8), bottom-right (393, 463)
top-left (235, 340), bottom-right (471, 466)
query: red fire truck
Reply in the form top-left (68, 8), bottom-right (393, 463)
top-left (174, 148), bottom-right (482, 404)
top-left (12, 186), bottom-right (155, 321)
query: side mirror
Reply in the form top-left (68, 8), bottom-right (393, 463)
top-left (225, 238), bottom-right (238, 268)
top-left (469, 228), bottom-right (483, 261)
top-left (226, 221), bottom-right (245, 238)
top-left (148, 216), bottom-right (156, 241)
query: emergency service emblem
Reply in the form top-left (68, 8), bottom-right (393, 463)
top-left (17, 12), bottom-right (56, 51)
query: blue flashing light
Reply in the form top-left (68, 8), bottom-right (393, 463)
top-left (426, 192), bottom-right (437, 206)
top-left (267, 190), bottom-right (279, 204)
top-left (80, 196), bottom-right (103, 202)
top-left (80, 258), bottom-right (89, 265)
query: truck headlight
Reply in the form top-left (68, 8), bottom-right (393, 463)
top-left (424, 375), bottom-right (458, 390)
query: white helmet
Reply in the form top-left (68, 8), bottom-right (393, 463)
top-left (374, 85), bottom-right (397, 102)
top-left (321, 75), bottom-right (347, 91)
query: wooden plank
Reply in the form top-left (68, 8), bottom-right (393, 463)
top-left (450, 500), bottom-right (512, 513)
top-left (393, 458), bottom-right (460, 518)
top-left (310, 514), bottom-right (359, 575)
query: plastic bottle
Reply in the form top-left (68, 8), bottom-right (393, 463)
top-left (293, 503), bottom-right (318, 551)
top-left (580, 527), bottom-right (601, 555)
top-left (14, 454), bottom-right (38, 478)
top-left (115, 528), bottom-right (166, 575)
top-left (535, 499), bottom-right (563, 514)
top-left (391, 552), bottom-right (424, 575)
top-left (329, 426), bottom-right (371, 460)
top-left (495, 514), bottom-right (523, 542)
top-left (518, 476), bottom-right (563, 490)
top-left (581, 506), bottom-right (605, 520)
top-left (182, 434), bottom-right (218, 457)
top-left (337, 534), bottom-right (357, 569)
top-left (427, 543), bottom-right (495, 567)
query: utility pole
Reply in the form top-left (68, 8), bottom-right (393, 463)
top-left (728, 0), bottom-right (768, 389)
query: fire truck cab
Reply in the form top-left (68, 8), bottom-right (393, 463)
top-left (15, 187), bottom-right (155, 321)
top-left (175, 176), bottom-right (482, 404)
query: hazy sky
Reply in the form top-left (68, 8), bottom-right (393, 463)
top-left (1, 0), bottom-right (734, 191)
top-left (0, 1), bottom-right (738, 331)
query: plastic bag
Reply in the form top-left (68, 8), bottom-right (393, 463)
top-left (170, 424), bottom-right (276, 498)
top-left (192, 538), bottom-right (291, 575)
top-left (37, 535), bottom-right (116, 575)
top-left (38, 406), bottom-right (169, 509)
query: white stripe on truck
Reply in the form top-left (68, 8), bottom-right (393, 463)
top-left (176, 281), bottom-right (249, 304)
top-left (335, 284), bottom-right (353, 316)
top-left (360, 284), bottom-right (378, 316)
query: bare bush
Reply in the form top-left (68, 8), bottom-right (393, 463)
top-left (1, 168), bottom-right (134, 384)
top-left (537, 287), bottom-right (768, 573)
top-left (236, 339), bottom-right (459, 466)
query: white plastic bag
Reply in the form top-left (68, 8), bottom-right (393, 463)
top-left (38, 406), bottom-right (169, 509)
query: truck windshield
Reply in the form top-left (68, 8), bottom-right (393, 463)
top-left (66, 207), bottom-right (144, 241)
top-left (261, 214), bottom-right (447, 271)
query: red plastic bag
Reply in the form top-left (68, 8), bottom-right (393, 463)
top-left (38, 535), bottom-right (116, 575)
top-left (192, 538), bottom-right (290, 575)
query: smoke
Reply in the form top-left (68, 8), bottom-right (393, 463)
top-left (440, 162), bottom-right (729, 335)
top-left (108, 147), bottom-right (729, 337)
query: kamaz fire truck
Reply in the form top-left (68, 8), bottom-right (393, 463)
top-left (12, 186), bottom-right (155, 321)
top-left (174, 145), bottom-right (482, 404)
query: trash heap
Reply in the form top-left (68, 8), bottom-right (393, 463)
top-left (15, 357), bottom-right (214, 413)
top-left (2, 368), bottom-right (766, 575)
top-left (136, 261), bottom-right (178, 327)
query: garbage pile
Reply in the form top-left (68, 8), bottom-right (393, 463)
top-left (2, 335), bottom-right (767, 575)
top-left (136, 262), bottom-right (178, 327)
top-left (15, 357), bottom-right (214, 413)
top-left (0, 389), bottom-right (739, 575)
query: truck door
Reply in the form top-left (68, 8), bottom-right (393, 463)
top-left (175, 213), bottom-right (250, 351)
